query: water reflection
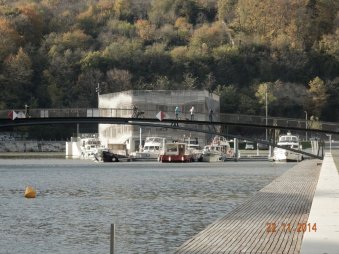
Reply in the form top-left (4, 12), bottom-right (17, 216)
top-left (0, 159), bottom-right (293, 254)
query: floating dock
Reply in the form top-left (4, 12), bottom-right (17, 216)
top-left (175, 159), bottom-right (324, 253)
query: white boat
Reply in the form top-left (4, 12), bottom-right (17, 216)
top-left (130, 137), bottom-right (164, 161)
top-left (273, 132), bottom-right (303, 162)
top-left (80, 137), bottom-right (103, 160)
top-left (202, 136), bottom-right (233, 162)
top-left (183, 137), bottom-right (203, 162)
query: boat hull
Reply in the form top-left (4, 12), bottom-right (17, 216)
top-left (202, 153), bottom-right (226, 162)
top-left (130, 152), bottom-right (159, 161)
top-left (159, 154), bottom-right (193, 162)
top-left (273, 149), bottom-right (303, 162)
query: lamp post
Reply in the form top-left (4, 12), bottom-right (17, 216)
top-left (96, 83), bottom-right (101, 134)
top-left (304, 111), bottom-right (308, 141)
top-left (96, 83), bottom-right (100, 104)
top-left (265, 86), bottom-right (268, 141)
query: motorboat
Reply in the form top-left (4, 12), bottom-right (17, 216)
top-left (202, 136), bottom-right (233, 162)
top-left (159, 142), bottom-right (193, 162)
top-left (182, 137), bottom-right (203, 161)
top-left (130, 137), bottom-right (164, 161)
top-left (273, 132), bottom-right (303, 162)
top-left (80, 137), bottom-right (102, 160)
top-left (94, 149), bottom-right (120, 162)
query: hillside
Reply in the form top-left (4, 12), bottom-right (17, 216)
top-left (0, 0), bottom-right (338, 121)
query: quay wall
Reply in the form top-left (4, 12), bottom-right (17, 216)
top-left (0, 141), bottom-right (65, 152)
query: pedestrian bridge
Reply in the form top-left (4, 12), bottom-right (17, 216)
top-left (0, 107), bottom-right (338, 159)
top-left (0, 107), bottom-right (338, 133)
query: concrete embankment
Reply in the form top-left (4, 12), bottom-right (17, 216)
top-left (0, 141), bottom-right (65, 153)
top-left (300, 153), bottom-right (339, 254)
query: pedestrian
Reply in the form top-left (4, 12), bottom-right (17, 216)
top-left (175, 106), bottom-right (179, 120)
top-left (24, 104), bottom-right (30, 118)
top-left (209, 109), bottom-right (213, 122)
top-left (175, 106), bottom-right (180, 126)
top-left (190, 106), bottom-right (195, 120)
top-left (132, 104), bottom-right (138, 118)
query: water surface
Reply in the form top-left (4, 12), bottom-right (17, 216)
top-left (0, 159), bottom-right (294, 253)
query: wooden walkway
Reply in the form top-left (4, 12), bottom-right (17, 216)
top-left (175, 160), bottom-right (321, 254)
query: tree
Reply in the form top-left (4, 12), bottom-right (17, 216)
top-left (182, 72), bottom-right (197, 89)
top-left (2, 48), bottom-right (33, 107)
top-left (76, 5), bottom-right (98, 36)
top-left (174, 17), bottom-right (192, 42)
top-left (190, 22), bottom-right (231, 49)
top-left (217, 0), bottom-right (238, 24)
top-left (215, 84), bottom-right (239, 113)
top-left (149, 0), bottom-right (176, 26)
top-left (255, 82), bottom-right (276, 115)
top-left (319, 28), bottom-right (339, 60)
top-left (3, 47), bottom-right (33, 84)
top-left (15, 3), bottom-right (44, 45)
top-left (113, 0), bottom-right (134, 21)
top-left (135, 19), bottom-right (155, 41)
top-left (0, 18), bottom-right (21, 63)
top-left (306, 76), bottom-right (328, 117)
top-left (75, 69), bottom-right (103, 107)
top-left (106, 68), bottom-right (132, 92)
top-left (153, 75), bottom-right (171, 89)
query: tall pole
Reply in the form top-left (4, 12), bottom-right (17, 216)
top-left (96, 83), bottom-right (100, 103)
top-left (96, 83), bottom-right (100, 134)
top-left (110, 224), bottom-right (115, 254)
top-left (265, 87), bottom-right (268, 140)
top-left (326, 134), bottom-right (332, 153)
top-left (304, 111), bottom-right (308, 141)
top-left (139, 128), bottom-right (142, 152)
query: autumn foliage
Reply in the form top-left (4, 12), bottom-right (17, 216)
top-left (0, 0), bottom-right (338, 122)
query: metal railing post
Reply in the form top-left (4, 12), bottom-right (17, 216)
top-left (110, 224), bottom-right (115, 254)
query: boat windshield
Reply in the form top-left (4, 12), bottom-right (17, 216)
top-left (144, 145), bottom-right (160, 151)
top-left (166, 144), bottom-right (178, 152)
top-left (279, 136), bottom-right (298, 142)
top-left (145, 137), bottom-right (162, 143)
top-left (280, 144), bottom-right (299, 149)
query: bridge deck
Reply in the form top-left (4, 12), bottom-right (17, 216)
top-left (175, 160), bottom-right (321, 254)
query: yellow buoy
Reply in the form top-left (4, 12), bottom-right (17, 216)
top-left (24, 186), bottom-right (36, 198)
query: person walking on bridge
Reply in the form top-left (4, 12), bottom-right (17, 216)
top-left (209, 108), bottom-right (213, 122)
top-left (175, 106), bottom-right (180, 120)
top-left (173, 106), bottom-right (180, 126)
top-left (132, 104), bottom-right (138, 118)
top-left (190, 106), bottom-right (195, 120)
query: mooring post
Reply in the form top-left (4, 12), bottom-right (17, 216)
top-left (234, 138), bottom-right (238, 161)
top-left (110, 224), bottom-right (115, 254)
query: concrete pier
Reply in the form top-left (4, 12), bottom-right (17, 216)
top-left (300, 153), bottom-right (339, 254)
top-left (175, 160), bottom-right (323, 253)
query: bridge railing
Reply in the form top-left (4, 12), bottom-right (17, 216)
top-left (1, 108), bottom-right (339, 133)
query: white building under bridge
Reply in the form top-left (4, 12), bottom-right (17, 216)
top-left (98, 90), bottom-right (220, 153)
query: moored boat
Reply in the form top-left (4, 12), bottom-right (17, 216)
top-left (130, 137), bottom-right (164, 161)
top-left (80, 137), bottom-right (103, 160)
top-left (183, 137), bottom-right (203, 162)
top-left (202, 136), bottom-right (233, 162)
top-left (273, 132), bottom-right (303, 162)
top-left (159, 142), bottom-right (193, 162)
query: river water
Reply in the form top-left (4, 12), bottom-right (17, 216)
top-left (0, 159), bottom-right (294, 254)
